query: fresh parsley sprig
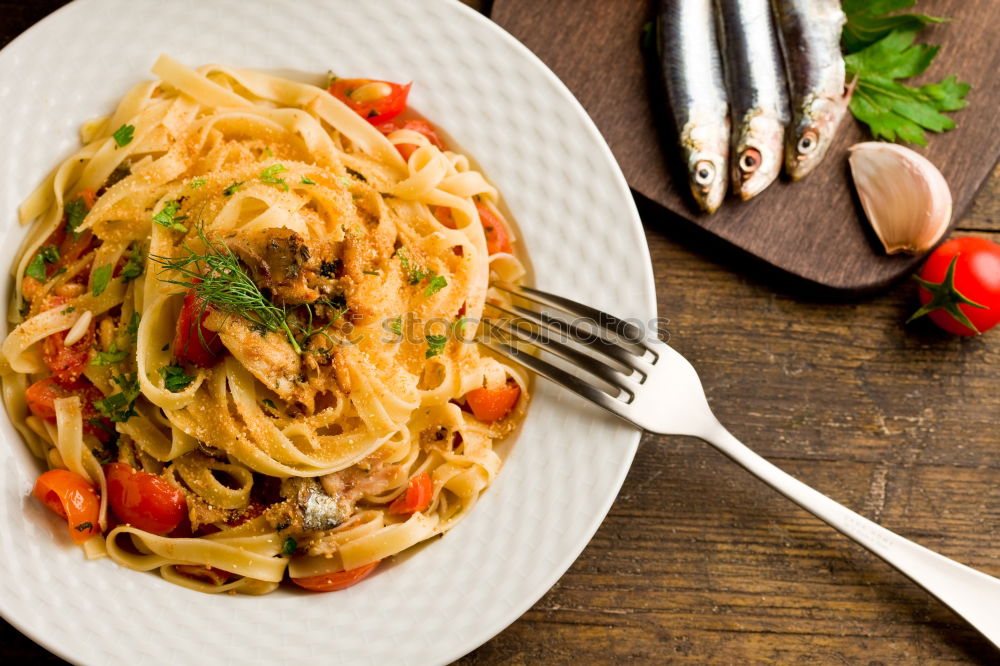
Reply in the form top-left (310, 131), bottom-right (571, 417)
top-left (843, 2), bottom-right (970, 145)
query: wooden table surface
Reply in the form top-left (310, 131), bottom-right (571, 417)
top-left (2, 2), bottom-right (998, 664)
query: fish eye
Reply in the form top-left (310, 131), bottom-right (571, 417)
top-left (797, 130), bottom-right (818, 155)
top-left (692, 161), bottom-right (715, 186)
top-left (738, 148), bottom-right (761, 173)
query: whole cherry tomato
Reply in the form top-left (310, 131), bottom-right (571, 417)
top-left (104, 462), bottom-right (187, 534)
top-left (909, 237), bottom-right (1000, 335)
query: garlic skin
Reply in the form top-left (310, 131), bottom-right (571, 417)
top-left (848, 142), bottom-right (952, 255)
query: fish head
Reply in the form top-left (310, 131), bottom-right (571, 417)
top-left (683, 121), bottom-right (729, 214)
top-left (785, 95), bottom-right (850, 181)
top-left (732, 112), bottom-right (784, 201)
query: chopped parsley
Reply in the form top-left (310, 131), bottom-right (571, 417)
top-left (260, 164), bottom-right (289, 191)
top-left (126, 311), bottom-right (140, 337)
top-left (159, 364), bottom-right (195, 392)
top-left (300, 176), bottom-right (316, 185)
top-left (396, 247), bottom-right (429, 285)
top-left (152, 200), bottom-right (188, 233)
top-left (91, 343), bottom-right (129, 366)
top-left (362, 269), bottom-right (380, 276)
top-left (390, 315), bottom-right (403, 336)
top-left (94, 373), bottom-right (140, 422)
top-left (74, 521), bottom-right (94, 532)
top-left (111, 124), bottom-right (135, 147)
top-left (65, 197), bottom-right (88, 237)
top-left (62, 306), bottom-right (75, 314)
top-left (189, 178), bottom-right (206, 189)
top-left (425, 334), bottom-right (447, 358)
top-left (92, 264), bottom-right (112, 297)
top-left (261, 398), bottom-right (279, 416)
top-left (264, 146), bottom-right (274, 158)
top-left (282, 537), bottom-right (297, 555)
top-left (338, 176), bottom-right (351, 188)
top-left (424, 274), bottom-right (447, 297)
top-left (345, 167), bottom-right (367, 182)
top-left (25, 246), bottom-right (58, 281)
top-left (223, 181), bottom-right (244, 196)
top-left (120, 243), bottom-right (145, 282)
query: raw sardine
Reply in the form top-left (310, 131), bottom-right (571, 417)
top-left (716, 0), bottom-right (789, 200)
top-left (772, 0), bottom-right (850, 180)
top-left (657, 0), bottom-right (730, 214)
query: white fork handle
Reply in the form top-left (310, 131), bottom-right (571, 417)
top-left (702, 419), bottom-right (1000, 649)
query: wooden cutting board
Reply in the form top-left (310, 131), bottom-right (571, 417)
top-left (491, 0), bottom-right (1000, 294)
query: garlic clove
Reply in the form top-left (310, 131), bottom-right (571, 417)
top-left (848, 142), bottom-right (952, 255)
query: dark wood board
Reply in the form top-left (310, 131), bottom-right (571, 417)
top-left (492, 0), bottom-right (1000, 294)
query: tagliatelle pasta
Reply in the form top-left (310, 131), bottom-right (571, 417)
top-left (3, 55), bottom-right (528, 594)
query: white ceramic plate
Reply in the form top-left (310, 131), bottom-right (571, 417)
top-left (0, 0), bottom-right (655, 663)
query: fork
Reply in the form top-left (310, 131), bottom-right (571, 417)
top-left (479, 283), bottom-right (1000, 649)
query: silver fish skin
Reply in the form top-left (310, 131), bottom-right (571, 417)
top-left (657, 0), bottom-right (729, 214)
top-left (715, 0), bottom-right (789, 200)
top-left (772, 0), bottom-right (849, 180)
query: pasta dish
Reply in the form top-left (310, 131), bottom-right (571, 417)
top-left (1, 55), bottom-right (527, 594)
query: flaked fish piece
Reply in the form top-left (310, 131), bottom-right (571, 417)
top-left (716, 0), bottom-right (790, 200)
top-left (771, 0), bottom-right (851, 180)
top-left (657, 0), bottom-right (730, 214)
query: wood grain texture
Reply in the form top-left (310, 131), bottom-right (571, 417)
top-left (2, 2), bottom-right (1000, 664)
top-left (491, 0), bottom-right (1000, 294)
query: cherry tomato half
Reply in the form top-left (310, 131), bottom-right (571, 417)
top-left (33, 469), bottom-right (100, 544)
top-left (104, 462), bottom-right (187, 534)
top-left (291, 560), bottom-right (381, 592)
top-left (328, 78), bottom-right (411, 125)
top-left (25, 377), bottom-right (114, 442)
top-left (910, 236), bottom-right (1000, 335)
top-left (174, 289), bottom-right (224, 367)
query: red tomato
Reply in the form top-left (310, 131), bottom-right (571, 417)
top-left (910, 237), bottom-right (1000, 335)
top-left (25, 377), bottom-right (113, 441)
top-left (104, 462), bottom-right (187, 534)
top-left (328, 78), bottom-right (411, 125)
top-left (388, 472), bottom-right (433, 515)
top-left (33, 469), bottom-right (100, 544)
top-left (291, 560), bottom-right (381, 592)
top-left (475, 202), bottom-right (513, 255)
top-left (465, 379), bottom-right (521, 423)
top-left (42, 325), bottom-right (93, 383)
top-left (379, 119), bottom-right (445, 160)
top-left (174, 289), bottom-right (224, 367)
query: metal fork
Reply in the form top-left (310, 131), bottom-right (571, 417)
top-left (479, 283), bottom-right (1000, 649)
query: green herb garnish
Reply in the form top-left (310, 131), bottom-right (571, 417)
top-left (94, 373), bottom-right (140, 422)
top-left (159, 364), bottom-right (195, 392)
top-left (150, 226), bottom-right (302, 353)
top-left (282, 537), bottom-right (297, 555)
top-left (424, 274), bottom-right (447, 297)
top-left (111, 124), bottom-right (135, 147)
top-left (91, 343), bottom-right (129, 366)
top-left (390, 315), bottom-right (403, 336)
top-left (189, 178), bottom-right (206, 189)
top-left (92, 264), bottom-right (112, 297)
top-left (260, 164), bottom-right (289, 191)
top-left (396, 247), bottom-right (429, 285)
top-left (362, 269), bottom-right (380, 276)
top-left (25, 246), bottom-right (58, 281)
top-left (223, 181), bottom-right (244, 196)
top-left (300, 176), bottom-right (316, 185)
top-left (425, 334), bottom-right (447, 358)
top-left (74, 521), bottom-right (94, 532)
top-left (843, 4), bottom-right (970, 145)
top-left (65, 197), bottom-right (88, 237)
top-left (120, 243), bottom-right (145, 282)
top-left (152, 200), bottom-right (188, 233)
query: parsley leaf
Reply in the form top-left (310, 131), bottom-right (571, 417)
top-left (25, 247), bottom-right (58, 281)
top-left (74, 521), bottom-right (94, 532)
top-left (300, 176), bottom-right (316, 185)
top-left (396, 247), bottom-right (429, 285)
top-left (189, 178), bottom-right (206, 189)
top-left (223, 181), bottom-right (244, 196)
top-left (65, 197), bottom-right (88, 237)
top-left (424, 274), bottom-right (447, 297)
top-left (126, 312), bottom-right (141, 337)
top-left (390, 315), bottom-right (403, 336)
top-left (111, 124), bottom-right (135, 147)
top-left (282, 537), bottom-right (297, 555)
top-left (425, 334), bottom-right (447, 358)
top-left (842, 0), bottom-right (946, 53)
top-left (120, 243), bottom-right (145, 282)
top-left (92, 264), bottom-right (112, 297)
top-left (260, 164), bottom-right (289, 191)
top-left (92, 343), bottom-right (129, 366)
top-left (94, 373), bottom-right (140, 422)
top-left (152, 200), bottom-right (188, 233)
top-left (159, 364), bottom-right (195, 392)
top-left (842, 11), bottom-right (970, 146)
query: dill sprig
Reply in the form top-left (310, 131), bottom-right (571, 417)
top-left (150, 226), bottom-right (302, 353)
